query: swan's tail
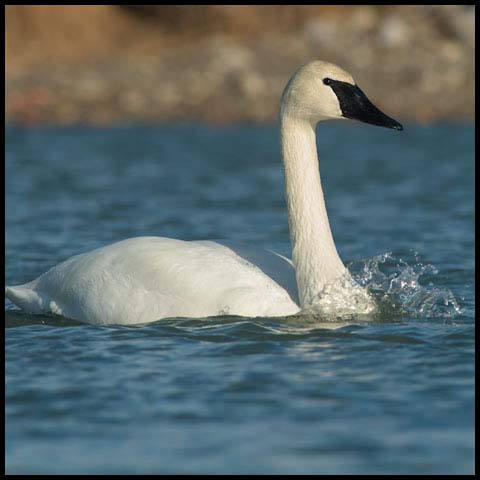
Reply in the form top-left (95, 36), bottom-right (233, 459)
top-left (5, 284), bottom-right (44, 313)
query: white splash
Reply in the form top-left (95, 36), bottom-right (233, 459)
top-left (349, 251), bottom-right (463, 319)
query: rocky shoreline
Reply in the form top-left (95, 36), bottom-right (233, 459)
top-left (6, 5), bottom-right (475, 125)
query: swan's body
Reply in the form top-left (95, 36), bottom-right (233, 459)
top-left (6, 238), bottom-right (300, 324)
top-left (6, 61), bottom-right (402, 325)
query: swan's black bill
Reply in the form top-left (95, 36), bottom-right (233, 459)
top-left (324, 78), bottom-right (403, 131)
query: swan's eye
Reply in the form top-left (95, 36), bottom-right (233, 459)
top-left (323, 78), bottom-right (333, 86)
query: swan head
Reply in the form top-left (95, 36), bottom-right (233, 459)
top-left (281, 60), bottom-right (403, 130)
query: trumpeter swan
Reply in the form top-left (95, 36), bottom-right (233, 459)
top-left (5, 61), bottom-right (402, 325)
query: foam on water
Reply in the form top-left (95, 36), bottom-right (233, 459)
top-left (302, 272), bottom-right (378, 320)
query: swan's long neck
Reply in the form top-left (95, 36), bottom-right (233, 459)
top-left (280, 114), bottom-right (347, 307)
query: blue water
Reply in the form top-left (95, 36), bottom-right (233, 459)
top-left (5, 123), bottom-right (474, 474)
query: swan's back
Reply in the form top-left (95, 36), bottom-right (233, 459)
top-left (6, 237), bottom-right (299, 324)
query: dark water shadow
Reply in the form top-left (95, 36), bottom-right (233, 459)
top-left (5, 310), bottom-right (84, 328)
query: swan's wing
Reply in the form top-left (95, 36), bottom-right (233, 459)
top-left (6, 237), bottom-right (299, 324)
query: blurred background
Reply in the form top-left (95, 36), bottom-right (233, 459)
top-left (6, 5), bottom-right (475, 125)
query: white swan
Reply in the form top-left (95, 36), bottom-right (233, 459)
top-left (5, 61), bottom-right (402, 325)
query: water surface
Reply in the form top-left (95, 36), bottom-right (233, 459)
top-left (5, 123), bottom-right (474, 474)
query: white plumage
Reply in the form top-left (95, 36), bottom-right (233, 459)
top-left (6, 238), bottom-right (300, 324)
